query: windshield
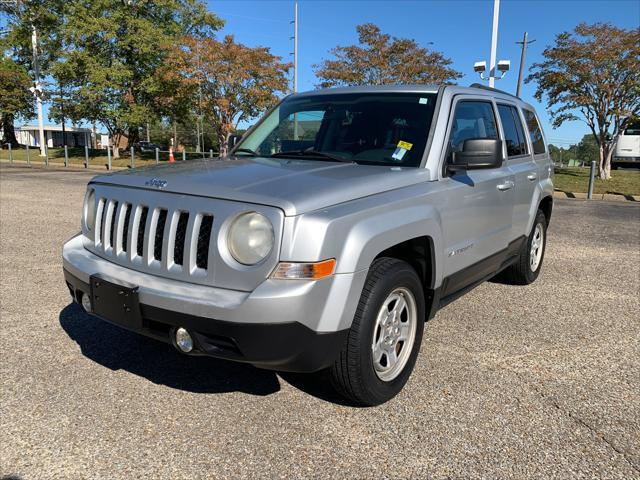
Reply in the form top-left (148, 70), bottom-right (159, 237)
top-left (623, 121), bottom-right (640, 135)
top-left (236, 92), bottom-right (438, 167)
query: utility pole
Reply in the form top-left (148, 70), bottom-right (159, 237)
top-left (515, 32), bottom-right (536, 97)
top-left (488, 0), bottom-right (500, 88)
top-left (31, 25), bottom-right (46, 156)
top-left (59, 85), bottom-right (66, 146)
top-left (291, 0), bottom-right (299, 139)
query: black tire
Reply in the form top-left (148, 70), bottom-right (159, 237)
top-left (329, 257), bottom-right (425, 406)
top-left (500, 209), bottom-right (547, 285)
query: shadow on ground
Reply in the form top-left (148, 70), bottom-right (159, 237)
top-left (59, 303), bottom-right (281, 396)
top-left (59, 303), bottom-right (357, 405)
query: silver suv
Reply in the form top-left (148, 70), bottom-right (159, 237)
top-left (63, 84), bottom-right (553, 405)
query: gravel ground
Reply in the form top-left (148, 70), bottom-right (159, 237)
top-left (1, 164), bottom-right (639, 480)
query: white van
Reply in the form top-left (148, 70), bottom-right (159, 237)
top-left (613, 121), bottom-right (640, 169)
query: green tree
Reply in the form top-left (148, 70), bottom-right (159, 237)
top-left (576, 134), bottom-right (599, 164)
top-left (167, 35), bottom-right (290, 156)
top-left (314, 24), bottom-right (461, 88)
top-left (0, 58), bottom-right (34, 146)
top-left (49, 0), bottom-right (223, 157)
top-left (527, 23), bottom-right (640, 179)
top-left (1, 0), bottom-right (64, 147)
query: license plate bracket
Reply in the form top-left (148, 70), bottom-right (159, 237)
top-left (90, 274), bottom-right (142, 330)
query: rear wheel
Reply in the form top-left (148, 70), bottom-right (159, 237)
top-left (329, 258), bottom-right (425, 406)
top-left (500, 209), bottom-right (547, 285)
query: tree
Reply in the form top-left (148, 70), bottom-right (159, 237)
top-left (314, 24), bottom-right (461, 88)
top-left (527, 23), bottom-right (639, 179)
top-left (576, 134), bottom-right (599, 164)
top-left (168, 35), bottom-right (290, 156)
top-left (49, 0), bottom-right (222, 157)
top-left (1, 0), bottom-right (64, 147)
top-left (0, 58), bottom-right (34, 146)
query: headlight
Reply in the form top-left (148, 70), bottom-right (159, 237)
top-left (227, 212), bottom-right (274, 265)
top-left (83, 188), bottom-right (96, 231)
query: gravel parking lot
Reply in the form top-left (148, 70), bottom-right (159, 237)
top-left (1, 164), bottom-right (639, 479)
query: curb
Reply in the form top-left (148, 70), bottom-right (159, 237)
top-left (553, 191), bottom-right (639, 202)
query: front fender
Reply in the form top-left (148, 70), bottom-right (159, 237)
top-left (280, 188), bottom-right (444, 287)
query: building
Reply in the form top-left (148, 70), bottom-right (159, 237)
top-left (16, 125), bottom-right (94, 148)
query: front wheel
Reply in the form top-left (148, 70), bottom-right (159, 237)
top-left (329, 258), bottom-right (425, 406)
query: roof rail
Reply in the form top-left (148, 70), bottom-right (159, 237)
top-left (469, 83), bottom-right (521, 100)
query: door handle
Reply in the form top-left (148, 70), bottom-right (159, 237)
top-left (527, 173), bottom-right (537, 181)
top-left (496, 181), bottom-right (514, 191)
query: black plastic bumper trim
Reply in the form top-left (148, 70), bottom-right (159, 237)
top-left (63, 268), bottom-right (347, 372)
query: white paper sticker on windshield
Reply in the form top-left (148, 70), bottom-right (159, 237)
top-left (419, 97), bottom-right (429, 104)
top-left (392, 147), bottom-right (407, 161)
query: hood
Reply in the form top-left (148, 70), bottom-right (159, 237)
top-left (90, 157), bottom-right (433, 216)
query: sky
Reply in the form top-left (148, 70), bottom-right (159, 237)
top-left (209, 0), bottom-right (640, 147)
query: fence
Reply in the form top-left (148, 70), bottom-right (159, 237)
top-left (1, 143), bottom-right (220, 170)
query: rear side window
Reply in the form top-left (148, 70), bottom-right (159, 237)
top-left (523, 109), bottom-right (546, 154)
top-left (448, 101), bottom-right (498, 160)
top-left (497, 105), bottom-right (527, 156)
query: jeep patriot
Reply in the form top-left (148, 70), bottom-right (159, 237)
top-left (63, 84), bottom-right (553, 405)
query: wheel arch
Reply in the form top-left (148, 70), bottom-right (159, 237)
top-left (539, 195), bottom-right (553, 226)
top-left (373, 235), bottom-right (438, 322)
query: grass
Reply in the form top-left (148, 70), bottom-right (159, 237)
top-left (554, 166), bottom-right (640, 196)
top-left (0, 146), bottom-right (214, 169)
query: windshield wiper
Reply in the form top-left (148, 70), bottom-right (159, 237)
top-left (232, 148), bottom-right (258, 156)
top-left (270, 149), bottom-right (354, 163)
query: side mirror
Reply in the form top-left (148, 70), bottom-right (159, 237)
top-left (448, 138), bottom-right (503, 172)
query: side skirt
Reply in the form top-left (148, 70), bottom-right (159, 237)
top-left (426, 235), bottom-right (526, 318)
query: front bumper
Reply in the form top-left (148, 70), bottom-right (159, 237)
top-left (63, 235), bottom-right (367, 372)
top-left (612, 156), bottom-right (640, 167)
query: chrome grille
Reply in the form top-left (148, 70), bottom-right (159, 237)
top-left (83, 185), bottom-right (283, 291)
top-left (89, 195), bottom-right (215, 279)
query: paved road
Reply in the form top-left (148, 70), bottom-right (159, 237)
top-left (1, 165), bottom-right (639, 479)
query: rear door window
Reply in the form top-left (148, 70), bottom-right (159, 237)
top-left (523, 109), bottom-right (546, 154)
top-left (448, 101), bottom-right (498, 162)
top-left (497, 104), bottom-right (527, 156)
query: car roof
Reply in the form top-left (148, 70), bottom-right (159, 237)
top-left (295, 84), bottom-right (440, 97)
top-left (292, 83), bottom-right (538, 112)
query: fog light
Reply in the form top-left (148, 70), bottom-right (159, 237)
top-left (175, 328), bottom-right (193, 353)
top-left (81, 293), bottom-right (92, 313)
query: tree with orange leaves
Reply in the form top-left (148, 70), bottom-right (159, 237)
top-left (167, 35), bottom-right (290, 156)
top-left (527, 23), bottom-right (639, 179)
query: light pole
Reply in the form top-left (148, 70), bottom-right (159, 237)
top-left (473, 0), bottom-right (510, 87)
top-left (488, 0), bottom-right (500, 88)
top-left (291, 1), bottom-right (299, 139)
top-left (291, 0), bottom-right (298, 94)
top-left (31, 25), bottom-right (47, 156)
